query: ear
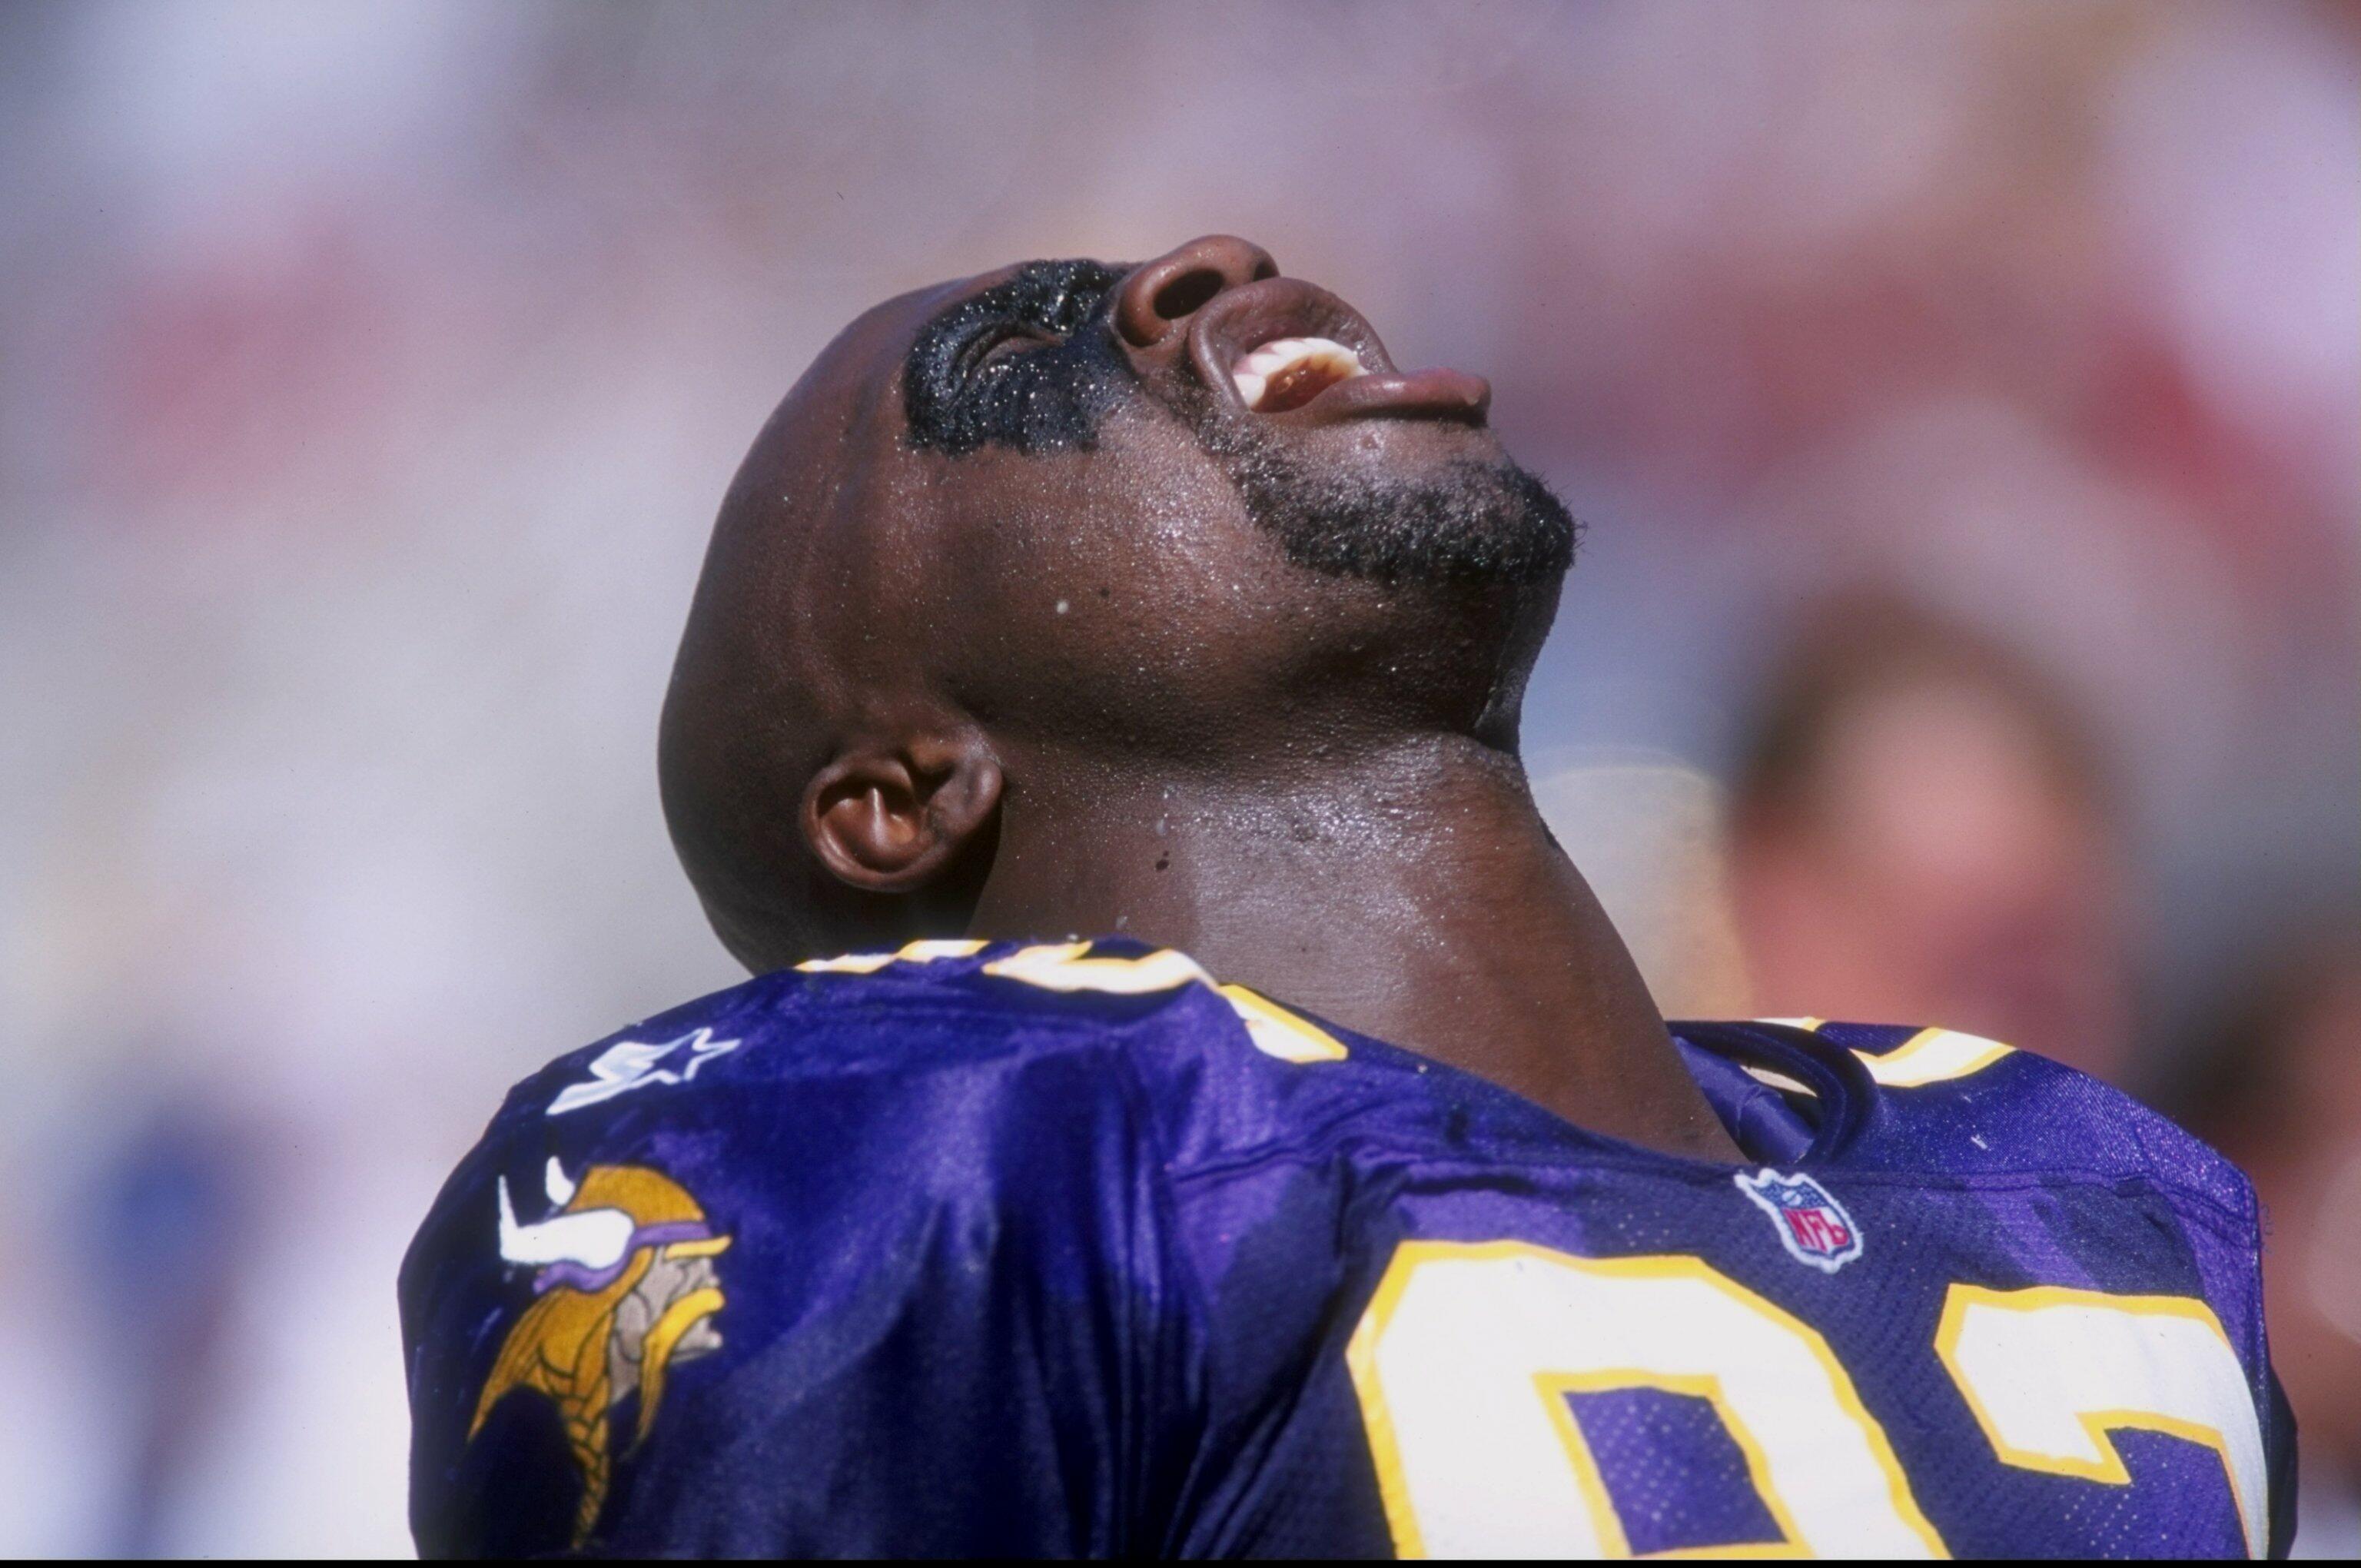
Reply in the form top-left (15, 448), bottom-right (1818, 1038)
top-left (801, 736), bottom-right (1003, 894)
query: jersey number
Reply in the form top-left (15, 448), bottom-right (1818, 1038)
top-left (799, 948), bottom-right (2267, 1553)
top-left (1936, 1283), bottom-right (2266, 1555)
top-left (1347, 1243), bottom-right (2264, 1558)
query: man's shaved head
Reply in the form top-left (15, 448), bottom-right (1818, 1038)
top-left (660, 236), bottom-right (1576, 971)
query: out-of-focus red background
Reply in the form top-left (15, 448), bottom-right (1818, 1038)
top-left (2, 2), bottom-right (2353, 1554)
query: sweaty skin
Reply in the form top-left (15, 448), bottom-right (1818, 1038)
top-left (660, 234), bottom-right (1738, 1163)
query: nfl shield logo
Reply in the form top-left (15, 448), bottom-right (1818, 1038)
top-left (1734, 1168), bottom-right (1864, 1273)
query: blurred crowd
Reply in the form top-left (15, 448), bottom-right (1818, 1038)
top-left (1, 2), bottom-right (2353, 1555)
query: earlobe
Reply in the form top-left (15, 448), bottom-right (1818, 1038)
top-left (802, 740), bottom-right (1002, 894)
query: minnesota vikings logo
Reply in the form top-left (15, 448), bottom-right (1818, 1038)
top-left (470, 1158), bottom-right (730, 1547)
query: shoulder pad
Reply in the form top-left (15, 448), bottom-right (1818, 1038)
top-left (1776, 1019), bottom-right (2254, 1224)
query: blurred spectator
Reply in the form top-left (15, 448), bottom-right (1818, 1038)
top-left (1726, 592), bottom-right (2134, 1081)
top-left (78, 1101), bottom-right (257, 1557)
top-left (2177, 932), bottom-right (2361, 1559)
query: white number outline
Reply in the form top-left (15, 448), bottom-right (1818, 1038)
top-left (1346, 1241), bottom-right (1948, 1560)
top-left (803, 958), bottom-right (2267, 1552)
top-left (1934, 1283), bottom-right (2266, 1556)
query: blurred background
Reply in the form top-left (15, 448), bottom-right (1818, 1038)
top-left (2, 0), bottom-right (2353, 1554)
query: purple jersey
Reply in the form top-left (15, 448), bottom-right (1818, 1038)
top-left (401, 937), bottom-right (2293, 1556)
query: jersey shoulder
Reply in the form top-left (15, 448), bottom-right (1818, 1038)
top-left (400, 938), bottom-right (1260, 1554)
top-left (400, 935), bottom-right (1387, 1337)
top-left (1708, 1018), bottom-right (2258, 1227)
top-left (407, 940), bottom-right (1241, 1291)
top-left (460, 935), bottom-right (1390, 1164)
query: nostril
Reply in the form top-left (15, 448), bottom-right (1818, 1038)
top-left (1250, 257), bottom-right (1277, 282)
top-left (1152, 268), bottom-right (1226, 322)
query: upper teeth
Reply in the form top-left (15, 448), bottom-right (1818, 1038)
top-left (1230, 337), bottom-right (1366, 410)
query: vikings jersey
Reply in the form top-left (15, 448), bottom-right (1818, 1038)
top-left (401, 937), bottom-right (2293, 1558)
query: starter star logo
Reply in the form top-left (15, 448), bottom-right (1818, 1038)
top-left (547, 1026), bottom-right (742, 1116)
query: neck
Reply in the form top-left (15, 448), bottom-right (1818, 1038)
top-left (970, 731), bottom-right (1742, 1161)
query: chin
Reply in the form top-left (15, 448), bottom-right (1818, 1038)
top-left (1213, 420), bottom-right (1579, 588)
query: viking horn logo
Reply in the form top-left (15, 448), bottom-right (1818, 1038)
top-left (469, 1161), bottom-right (730, 1547)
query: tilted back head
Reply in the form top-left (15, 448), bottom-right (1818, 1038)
top-left (660, 236), bottom-right (1577, 970)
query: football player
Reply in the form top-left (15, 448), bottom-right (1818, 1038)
top-left (403, 237), bottom-right (2292, 1556)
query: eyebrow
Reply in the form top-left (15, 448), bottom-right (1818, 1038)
top-left (921, 259), bottom-right (1123, 344)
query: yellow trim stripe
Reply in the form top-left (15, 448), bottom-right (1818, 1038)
top-left (980, 942), bottom-right (1212, 992)
top-left (1858, 1028), bottom-right (2014, 1088)
top-left (1752, 1021), bottom-right (2017, 1088)
top-left (795, 937), bottom-right (987, 973)
top-left (1217, 984), bottom-right (1349, 1062)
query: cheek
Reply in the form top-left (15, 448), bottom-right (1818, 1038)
top-left (927, 424), bottom-right (1342, 745)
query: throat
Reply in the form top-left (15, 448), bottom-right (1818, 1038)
top-left (971, 736), bottom-right (1744, 1164)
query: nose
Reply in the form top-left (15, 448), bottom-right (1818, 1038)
top-left (1114, 234), bottom-right (1278, 350)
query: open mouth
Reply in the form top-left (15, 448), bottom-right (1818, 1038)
top-left (1231, 337), bottom-right (1366, 414)
top-left (1191, 277), bottom-right (1490, 427)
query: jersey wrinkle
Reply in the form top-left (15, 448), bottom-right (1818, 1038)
top-left (407, 939), bottom-right (2285, 1558)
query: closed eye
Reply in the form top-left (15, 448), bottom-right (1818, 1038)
top-left (965, 326), bottom-right (1058, 380)
top-left (902, 257), bottom-right (1131, 455)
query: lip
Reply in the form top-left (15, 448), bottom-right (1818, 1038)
top-left (1184, 277), bottom-right (1491, 428)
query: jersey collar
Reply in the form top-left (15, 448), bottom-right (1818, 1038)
top-left (1669, 1018), bottom-right (1878, 1167)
